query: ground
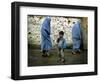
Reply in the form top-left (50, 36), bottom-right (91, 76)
top-left (28, 47), bottom-right (88, 67)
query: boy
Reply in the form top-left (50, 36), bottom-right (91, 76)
top-left (57, 31), bottom-right (67, 62)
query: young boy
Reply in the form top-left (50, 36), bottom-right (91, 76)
top-left (57, 31), bottom-right (67, 62)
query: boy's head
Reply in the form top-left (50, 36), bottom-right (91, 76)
top-left (59, 31), bottom-right (64, 38)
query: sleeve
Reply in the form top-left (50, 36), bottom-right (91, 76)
top-left (63, 39), bottom-right (67, 48)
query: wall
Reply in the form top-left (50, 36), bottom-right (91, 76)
top-left (81, 17), bottom-right (88, 49)
top-left (28, 16), bottom-right (87, 49)
top-left (0, 0), bottom-right (99, 82)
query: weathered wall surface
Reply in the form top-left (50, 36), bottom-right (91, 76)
top-left (81, 17), bottom-right (88, 49)
top-left (28, 16), bottom-right (88, 49)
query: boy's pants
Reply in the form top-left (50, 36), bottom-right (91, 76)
top-left (58, 48), bottom-right (64, 59)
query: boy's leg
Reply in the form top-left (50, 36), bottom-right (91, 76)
top-left (58, 48), bottom-right (61, 58)
top-left (60, 49), bottom-right (65, 62)
top-left (57, 48), bottom-right (65, 62)
top-left (57, 48), bottom-right (61, 62)
top-left (61, 49), bottom-right (64, 58)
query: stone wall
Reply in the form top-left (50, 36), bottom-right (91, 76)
top-left (28, 16), bottom-right (88, 49)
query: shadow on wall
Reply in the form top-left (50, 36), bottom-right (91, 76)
top-left (80, 17), bottom-right (88, 50)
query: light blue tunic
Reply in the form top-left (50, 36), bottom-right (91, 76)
top-left (58, 38), bottom-right (67, 49)
top-left (72, 21), bottom-right (81, 51)
top-left (41, 17), bottom-right (52, 51)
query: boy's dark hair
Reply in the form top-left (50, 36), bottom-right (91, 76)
top-left (59, 31), bottom-right (64, 35)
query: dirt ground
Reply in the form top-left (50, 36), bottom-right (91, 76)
top-left (28, 47), bottom-right (88, 67)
